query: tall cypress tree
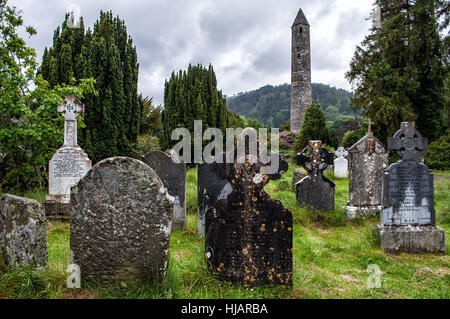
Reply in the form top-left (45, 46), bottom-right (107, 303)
top-left (161, 64), bottom-right (244, 151)
top-left (346, 0), bottom-right (448, 142)
top-left (39, 11), bottom-right (142, 162)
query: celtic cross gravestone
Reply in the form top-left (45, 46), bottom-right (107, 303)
top-left (296, 140), bottom-right (335, 211)
top-left (44, 95), bottom-right (91, 218)
top-left (374, 122), bottom-right (445, 253)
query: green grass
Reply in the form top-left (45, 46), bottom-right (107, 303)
top-left (0, 163), bottom-right (449, 299)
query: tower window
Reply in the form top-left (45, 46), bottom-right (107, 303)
top-left (300, 27), bottom-right (303, 33)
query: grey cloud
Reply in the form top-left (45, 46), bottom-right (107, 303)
top-left (9, 0), bottom-right (374, 105)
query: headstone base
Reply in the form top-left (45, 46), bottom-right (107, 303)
top-left (373, 224), bottom-right (445, 254)
top-left (42, 200), bottom-right (72, 219)
top-left (346, 205), bottom-right (382, 220)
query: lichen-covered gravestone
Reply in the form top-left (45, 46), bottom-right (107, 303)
top-left (333, 147), bottom-right (348, 178)
top-left (43, 95), bottom-right (91, 219)
top-left (70, 157), bottom-right (174, 284)
top-left (0, 194), bottom-right (47, 267)
top-left (296, 140), bottom-right (335, 211)
top-left (141, 150), bottom-right (186, 230)
top-left (346, 127), bottom-right (388, 219)
top-left (197, 163), bottom-right (233, 236)
top-left (291, 168), bottom-right (306, 187)
top-left (205, 128), bottom-right (293, 286)
top-left (373, 122), bottom-right (445, 253)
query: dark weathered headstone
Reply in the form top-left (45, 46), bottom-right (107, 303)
top-left (205, 128), bottom-right (293, 286)
top-left (0, 194), bottom-right (47, 267)
top-left (70, 157), bottom-right (174, 284)
top-left (296, 140), bottom-right (335, 211)
top-left (346, 129), bottom-right (388, 219)
top-left (141, 150), bottom-right (186, 230)
top-left (374, 122), bottom-right (445, 253)
top-left (197, 163), bottom-right (233, 236)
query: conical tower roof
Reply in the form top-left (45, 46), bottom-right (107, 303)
top-left (292, 8), bottom-right (309, 27)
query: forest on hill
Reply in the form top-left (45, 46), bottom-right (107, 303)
top-left (227, 83), bottom-right (357, 128)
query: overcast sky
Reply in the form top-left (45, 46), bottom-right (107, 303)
top-left (10, 0), bottom-right (375, 105)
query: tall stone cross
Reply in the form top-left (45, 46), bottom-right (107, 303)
top-left (57, 95), bottom-right (84, 147)
top-left (387, 122), bottom-right (428, 161)
top-left (368, 118), bottom-right (372, 133)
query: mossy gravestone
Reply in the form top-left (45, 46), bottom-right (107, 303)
top-left (141, 150), bottom-right (186, 230)
top-left (296, 140), bottom-right (335, 211)
top-left (0, 194), bottom-right (47, 267)
top-left (205, 128), bottom-right (293, 287)
top-left (346, 127), bottom-right (388, 219)
top-left (70, 157), bottom-right (174, 284)
top-left (374, 122), bottom-right (445, 253)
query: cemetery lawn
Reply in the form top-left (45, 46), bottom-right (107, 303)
top-left (0, 164), bottom-right (449, 299)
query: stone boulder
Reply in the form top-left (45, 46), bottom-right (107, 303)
top-left (0, 194), bottom-right (47, 267)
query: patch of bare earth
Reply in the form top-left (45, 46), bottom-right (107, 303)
top-left (342, 274), bottom-right (360, 285)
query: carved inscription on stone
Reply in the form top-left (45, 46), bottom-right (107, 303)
top-left (52, 149), bottom-right (88, 178)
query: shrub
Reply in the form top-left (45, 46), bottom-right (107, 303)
top-left (341, 129), bottom-right (366, 148)
top-left (425, 134), bottom-right (450, 170)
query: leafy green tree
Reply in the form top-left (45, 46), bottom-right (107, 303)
top-left (293, 103), bottom-right (335, 151)
top-left (346, 0), bottom-right (448, 142)
top-left (39, 11), bottom-right (142, 162)
top-left (425, 132), bottom-right (450, 170)
top-left (0, 0), bottom-right (95, 192)
top-left (324, 106), bottom-right (339, 121)
top-left (226, 83), bottom-right (356, 128)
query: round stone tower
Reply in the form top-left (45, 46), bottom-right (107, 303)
top-left (290, 8), bottom-right (312, 132)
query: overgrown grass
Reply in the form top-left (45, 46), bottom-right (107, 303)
top-left (0, 163), bottom-right (448, 299)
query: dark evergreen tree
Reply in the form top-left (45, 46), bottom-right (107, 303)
top-left (161, 64), bottom-right (244, 152)
top-left (346, 0), bottom-right (448, 142)
top-left (293, 103), bottom-right (335, 151)
top-left (39, 11), bottom-right (142, 162)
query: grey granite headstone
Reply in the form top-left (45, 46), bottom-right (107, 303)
top-left (333, 147), bottom-right (348, 178)
top-left (292, 168), bottom-right (306, 187)
top-left (197, 163), bottom-right (233, 236)
top-left (44, 95), bottom-right (91, 219)
top-left (0, 194), bottom-right (47, 267)
top-left (346, 131), bottom-right (388, 219)
top-left (296, 140), bottom-right (335, 211)
top-left (141, 150), bottom-right (186, 230)
top-left (70, 157), bottom-right (174, 284)
top-left (205, 128), bottom-right (293, 286)
top-left (374, 122), bottom-right (445, 253)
